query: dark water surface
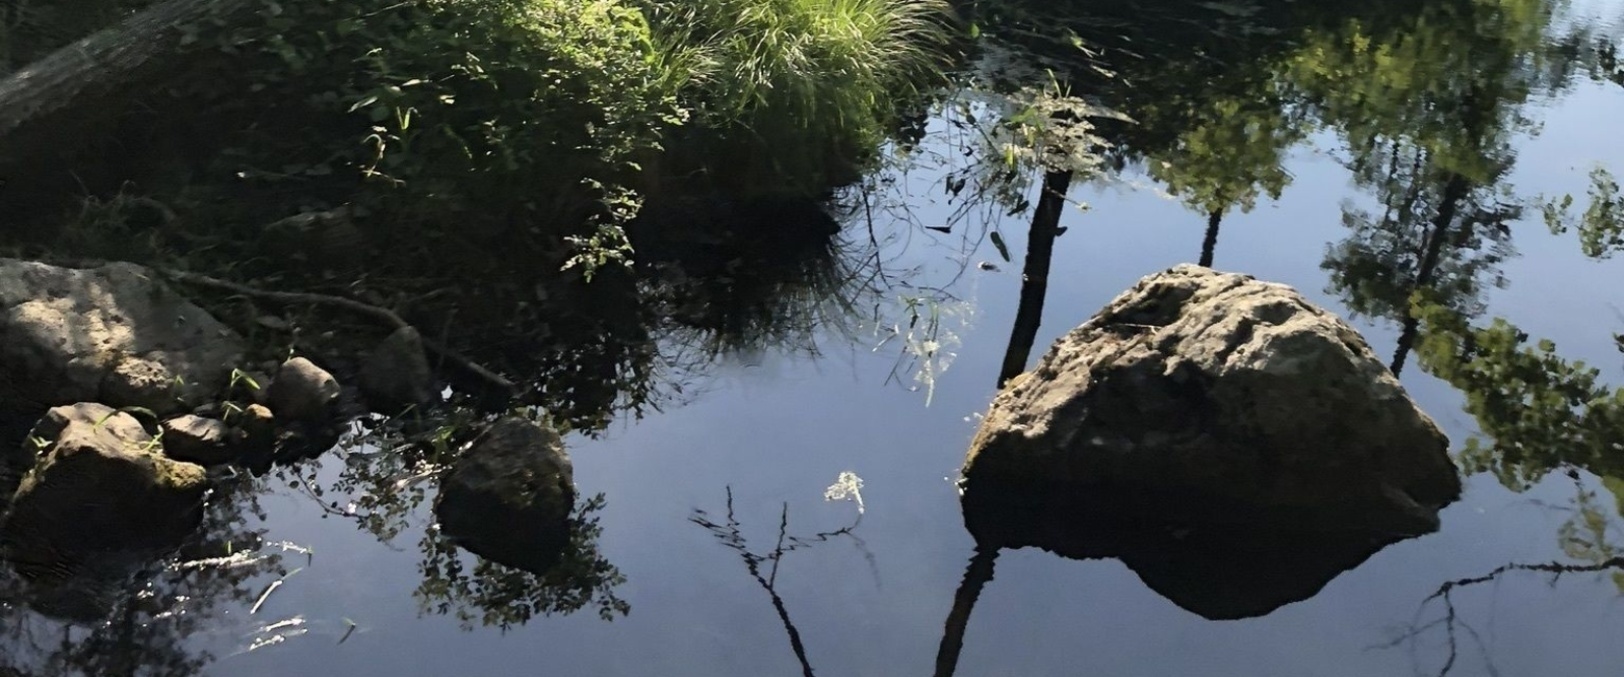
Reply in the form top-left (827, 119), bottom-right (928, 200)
top-left (8, 0), bottom-right (1624, 675)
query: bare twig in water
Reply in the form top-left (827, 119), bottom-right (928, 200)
top-left (158, 268), bottom-right (518, 396)
top-left (338, 618), bottom-right (359, 645)
top-left (249, 567), bottom-right (304, 615)
top-left (1393, 557), bottom-right (1624, 676)
top-left (690, 487), bottom-right (870, 677)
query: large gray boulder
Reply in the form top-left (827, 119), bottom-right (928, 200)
top-left (0, 403), bottom-right (209, 573)
top-left (962, 265), bottom-right (1461, 537)
top-left (434, 417), bottom-right (575, 573)
top-left (0, 259), bottom-right (245, 415)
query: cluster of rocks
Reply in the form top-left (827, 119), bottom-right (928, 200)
top-left (0, 258), bottom-right (442, 577)
top-left (959, 265), bottom-right (1464, 619)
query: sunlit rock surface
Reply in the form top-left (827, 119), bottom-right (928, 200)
top-left (961, 264), bottom-right (1462, 618)
top-left (0, 259), bottom-right (244, 415)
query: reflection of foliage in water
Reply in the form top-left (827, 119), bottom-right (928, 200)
top-left (1545, 166), bottom-right (1624, 260)
top-left (1300, 0), bottom-right (1556, 344)
top-left (0, 480), bottom-right (287, 676)
top-left (279, 421), bottom-right (628, 632)
top-left (1415, 305), bottom-right (1624, 490)
top-left (1395, 306), bottom-right (1624, 675)
top-left (417, 494), bottom-right (628, 630)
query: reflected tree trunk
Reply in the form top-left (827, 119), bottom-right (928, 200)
top-left (933, 546), bottom-right (999, 677)
top-left (1199, 209), bottom-right (1223, 267)
top-left (1391, 172), bottom-right (1470, 376)
top-left (997, 169), bottom-right (1073, 388)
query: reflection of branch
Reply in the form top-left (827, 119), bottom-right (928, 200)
top-left (933, 546), bottom-right (999, 677)
top-left (1396, 557), bottom-right (1624, 676)
top-left (690, 487), bottom-right (869, 677)
top-left (159, 268), bottom-right (518, 395)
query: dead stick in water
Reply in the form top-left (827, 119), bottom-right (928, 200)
top-left (158, 269), bottom-right (518, 396)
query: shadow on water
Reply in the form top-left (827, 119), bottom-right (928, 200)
top-left (929, 494), bottom-right (1440, 677)
top-left (0, 480), bottom-right (284, 676)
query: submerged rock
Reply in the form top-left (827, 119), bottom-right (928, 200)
top-left (267, 357), bottom-right (340, 423)
top-left (958, 265), bottom-right (1461, 618)
top-left (359, 326), bottom-right (437, 410)
top-left (0, 259), bottom-right (245, 414)
top-left (434, 417), bottom-right (575, 573)
top-left (0, 403), bottom-right (208, 574)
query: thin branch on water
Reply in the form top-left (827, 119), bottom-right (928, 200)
top-left (158, 268), bottom-right (518, 396)
top-left (689, 486), bottom-right (871, 677)
top-left (1391, 556), bottom-right (1624, 676)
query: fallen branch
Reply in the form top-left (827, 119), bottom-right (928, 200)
top-left (1426, 556), bottom-right (1624, 602)
top-left (158, 268), bottom-right (519, 396)
top-left (1392, 556), bottom-right (1624, 677)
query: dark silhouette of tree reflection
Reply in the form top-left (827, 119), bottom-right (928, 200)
top-left (0, 479), bottom-right (287, 677)
top-left (1383, 306), bottom-right (1624, 675)
top-left (277, 418), bottom-right (628, 632)
top-left (689, 486), bottom-right (870, 677)
top-left (416, 494), bottom-right (628, 630)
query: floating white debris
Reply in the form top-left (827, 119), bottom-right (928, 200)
top-left (824, 471), bottom-right (866, 515)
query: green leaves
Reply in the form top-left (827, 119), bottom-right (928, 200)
top-left (1544, 166), bottom-right (1624, 260)
top-left (1416, 304), bottom-right (1624, 491)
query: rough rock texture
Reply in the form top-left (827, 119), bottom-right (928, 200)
top-left (0, 403), bottom-right (208, 571)
top-left (435, 417), bottom-right (575, 573)
top-left (266, 357), bottom-right (340, 422)
top-left (962, 264), bottom-right (1461, 537)
top-left (959, 265), bottom-right (1464, 619)
top-left (160, 414), bottom-right (238, 466)
top-left (0, 259), bottom-right (245, 414)
top-left (359, 326), bottom-right (437, 409)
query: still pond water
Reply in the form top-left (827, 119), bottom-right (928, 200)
top-left (8, 1), bottom-right (1624, 676)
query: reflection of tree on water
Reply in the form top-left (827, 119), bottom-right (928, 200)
top-left (688, 483), bottom-right (871, 677)
top-left (0, 480), bottom-right (287, 676)
top-left (278, 423), bottom-right (629, 631)
top-left (951, 0), bottom-right (1570, 384)
top-left (1379, 300), bottom-right (1624, 675)
top-left (416, 494), bottom-right (628, 629)
top-left (932, 546), bottom-right (996, 677)
top-left (1302, 0), bottom-right (1553, 375)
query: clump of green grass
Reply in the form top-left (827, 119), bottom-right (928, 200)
top-left (635, 0), bottom-right (956, 194)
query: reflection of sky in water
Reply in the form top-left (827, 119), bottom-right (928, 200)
top-left (191, 64), bottom-right (1624, 675)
